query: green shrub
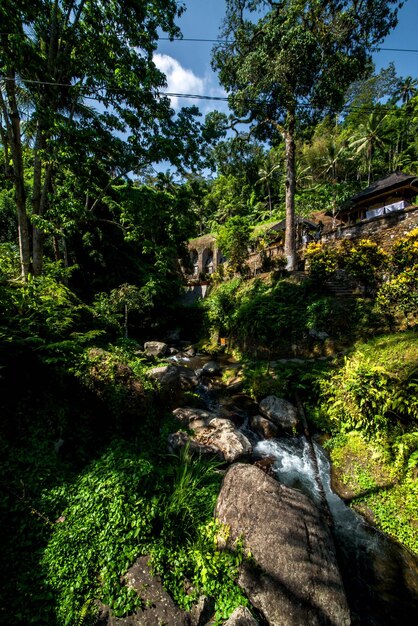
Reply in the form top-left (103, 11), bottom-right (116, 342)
top-left (42, 442), bottom-right (157, 624)
top-left (392, 431), bottom-right (418, 475)
top-left (318, 333), bottom-right (418, 436)
top-left (375, 230), bottom-right (418, 326)
top-left (341, 239), bottom-right (387, 294)
top-left (0, 242), bottom-right (20, 280)
top-left (390, 228), bottom-right (418, 273)
top-left (39, 442), bottom-right (247, 626)
top-left (359, 478), bottom-right (418, 554)
top-left (204, 277), bottom-right (243, 335)
top-left (326, 431), bottom-right (418, 554)
top-left (305, 239), bottom-right (387, 294)
top-left (376, 266), bottom-right (418, 324)
top-left (304, 242), bottom-right (338, 281)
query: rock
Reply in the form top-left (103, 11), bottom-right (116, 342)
top-left (147, 365), bottom-right (180, 388)
top-left (204, 418), bottom-right (252, 463)
top-left (170, 347), bottom-right (179, 355)
top-left (168, 431), bottom-right (223, 459)
top-left (221, 394), bottom-right (259, 417)
top-left (224, 377), bottom-right (244, 393)
top-left (201, 361), bottom-right (221, 376)
top-left (185, 346), bottom-right (196, 357)
top-left (309, 329), bottom-right (330, 341)
top-left (173, 407), bottom-right (216, 429)
top-left (253, 456), bottom-right (276, 477)
top-left (223, 606), bottom-right (259, 626)
top-left (189, 595), bottom-right (215, 626)
top-left (259, 396), bottom-right (298, 431)
top-left (171, 407), bottom-right (252, 463)
top-left (215, 464), bottom-right (350, 626)
top-left (108, 555), bottom-right (189, 625)
top-left (250, 415), bottom-right (279, 439)
top-left (144, 341), bottom-right (169, 357)
top-left (177, 365), bottom-right (199, 390)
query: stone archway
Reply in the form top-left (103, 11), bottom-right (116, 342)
top-left (189, 249), bottom-right (199, 277)
top-left (202, 248), bottom-right (214, 275)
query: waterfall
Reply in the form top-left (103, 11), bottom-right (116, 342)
top-left (254, 436), bottom-right (418, 625)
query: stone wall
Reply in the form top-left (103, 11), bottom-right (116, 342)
top-left (184, 205), bottom-right (418, 290)
top-left (321, 204), bottom-right (418, 251)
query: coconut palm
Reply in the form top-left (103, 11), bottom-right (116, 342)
top-left (349, 112), bottom-right (387, 186)
top-left (257, 162), bottom-right (282, 218)
top-left (396, 76), bottom-right (418, 105)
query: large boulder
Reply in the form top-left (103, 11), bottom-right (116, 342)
top-left (223, 606), bottom-right (259, 625)
top-left (147, 365), bottom-right (180, 389)
top-left (102, 556), bottom-right (189, 625)
top-left (201, 360), bottom-right (222, 377)
top-left (171, 407), bottom-right (252, 463)
top-left (259, 396), bottom-right (298, 431)
top-left (215, 464), bottom-right (350, 626)
top-left (144, 341), bottom-right (169, 357)
top-left (250, 415), bottom-right (279, 439)
top-left (177, 365), bottom-right (199, 390)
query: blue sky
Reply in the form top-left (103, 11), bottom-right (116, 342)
top-left (155, 0), bottom-right (418, 113)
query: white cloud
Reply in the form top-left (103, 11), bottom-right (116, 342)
top-left (154, 53), bottom-right (204, 109)
top-left (154, 53), bottom-right (228, 114)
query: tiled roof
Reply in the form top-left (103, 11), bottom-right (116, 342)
top-left (350, 171), bottom-right (418, 203)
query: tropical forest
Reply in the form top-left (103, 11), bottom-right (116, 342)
top-left (1, 1), bottom-right (418, 625)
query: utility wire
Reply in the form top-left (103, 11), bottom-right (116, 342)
top-left (0, 75), bottom-right (415, 113)
top-left (159, 37), bottom-right (418, 53)
top-left (1, 31), bottom-right (418, 53)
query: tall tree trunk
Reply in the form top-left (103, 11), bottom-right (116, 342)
top-left (32, 124), bottom-right (44, 276)
top-left (1, 74), bottom-right (31, 279)
top-left (284, 109), bottom-right (296, 271)
top-left (32, 159), bottom-right (53, 276)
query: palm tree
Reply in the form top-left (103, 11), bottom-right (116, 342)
top-left (257, 162), bottom-right (282, 218)
top-left (396, 76), bottom-right (418, 105)
top-left (349, 112), bottom-right (387, 186)
top-left (320, 138), bottom-right (347, 183)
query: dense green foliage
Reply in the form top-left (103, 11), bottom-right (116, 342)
top-left (1, 0), bottom-right (418, 620)
top-left (317, 333), bottom-right (418, 436)
top-left (0, 331), bottom-right (248, 624)
top-left (203, 274), bottom-right (376, 356)
top-left (40, 444), bottom-right (248, 625)
top-left (216, 216), bottom-right (252, 275)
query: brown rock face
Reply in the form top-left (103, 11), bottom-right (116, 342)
top-left (259, 396), bottom-right (298, 431)
top-left (106, 556), bottom-right (189, 626)
top-left (223, 606), bottom-right (259, 625)
top-left (171, 407), bottom-right (252, 463)
top-left (250, 415), bottom-right (279, 439)
top-left (215, 464), bottom-right (350, 626)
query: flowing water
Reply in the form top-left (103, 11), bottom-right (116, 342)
top-left (172, 352), bottom-right (418, 624)
top-left (254, 436), bottom-right (418, 625)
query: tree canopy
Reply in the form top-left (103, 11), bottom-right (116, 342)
top-left (212, 0), bottom-right (403, 268)
top-left (0, 0), bottom-right (203, 278)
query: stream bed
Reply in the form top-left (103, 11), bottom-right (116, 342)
top-left (171, 352), bottom-right (418, 624)
top-left (255, 437), bottom-right (418, 625)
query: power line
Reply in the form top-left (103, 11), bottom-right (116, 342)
top-left (160, 38), bottom-right (418, 53)
top-left (378, 47), bottom-right (418, 53)
top-left (1, 76), bottom-right (414, 116)
top-left (2, 31), bottom-right (418, 53)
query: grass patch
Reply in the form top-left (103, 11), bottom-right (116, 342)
top-left (327, 431), bottom-right (418, 554)
top-left (357, 478), bottom-right (418, 553)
